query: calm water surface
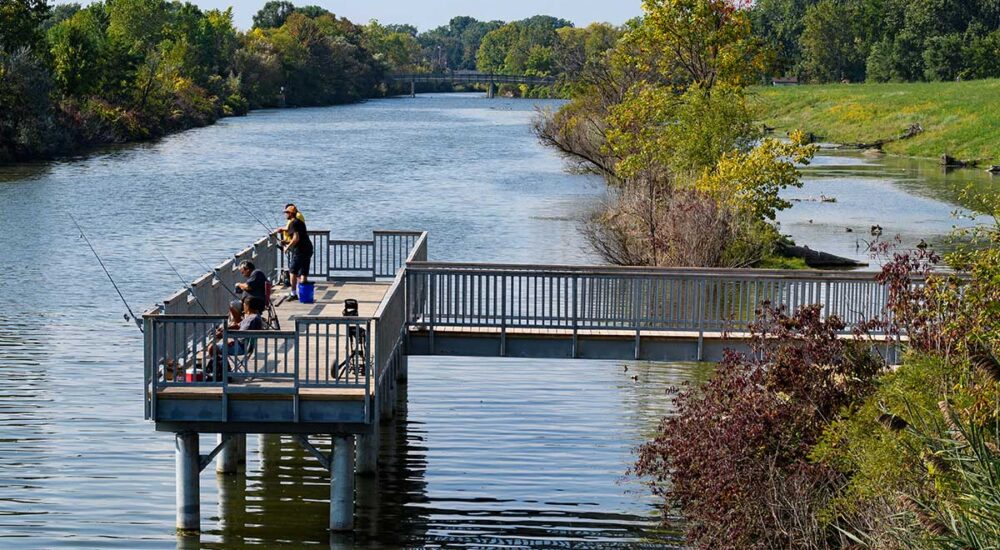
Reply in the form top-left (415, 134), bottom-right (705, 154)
top-left (0, 94), bottom-right (995, 548)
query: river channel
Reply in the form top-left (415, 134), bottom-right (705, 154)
top-left (0, 93), bottom-right (995, 548)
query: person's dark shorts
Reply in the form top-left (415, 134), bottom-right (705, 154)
top-left (288, 249), bottom-right (312, 276)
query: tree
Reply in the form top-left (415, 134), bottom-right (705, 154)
top-left (41, 2), bottom-right (81, 32)
top-left (362, 19), bottom-right (420, 71)
top-left (476, 23), bottom-right (518, 73)
top-left (252, 0), bottom-right (295, 30)
top-left (47, 8), bottom-right (106, 97)
top-left (799, 0), bottom-right (867, 82)
top-left (294, 5), bottom-right (330, 19)
top-left (0, 0), bottom-right (52, 51)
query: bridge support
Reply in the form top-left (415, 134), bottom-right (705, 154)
top-left (356, 424), bottom-right (379, 475)
top-left (176, 432), bottom-right (200, 532)
top-left (216, 433), bottom-right (240, 475)
top-left (330, 435), bottom-right (356, 531)
top-left (410, 80), bottom-right (415, 98)
top-left (487, 82), bottom-right (495, 99)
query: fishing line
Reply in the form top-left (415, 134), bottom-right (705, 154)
top-left (69, 214), bottom-right (143, 332)
top-left (223, 190), bottom-right (273, 237)
top-left (156, 249), bottom-right (210, 315)
top-left (193, 252), bottom-right (241, 300)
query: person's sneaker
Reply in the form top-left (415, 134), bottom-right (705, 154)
top-left (287, 292), bottom-right (298, 301)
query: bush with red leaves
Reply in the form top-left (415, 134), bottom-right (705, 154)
top-left (635, 304), bottom-right (883, 549)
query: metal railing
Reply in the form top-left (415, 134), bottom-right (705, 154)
top-left (224, 329), bottom-right (297, 385)
top-left (326, 230), bottom-right (424, 279)
top-left (386, 71), bottom-right (557, 86)
top-left (295, 317), bottom-right (371, 388)
top-left (374, 230), bottom-right (423, 278)
top-left (404, 263), bottom-right (894, 337)
top-left (278, 230), bottom-right (331, 280)
top-left (330, 239), bottom-right (374, 275)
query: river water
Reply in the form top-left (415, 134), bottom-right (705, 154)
top-left (0, 94), bottom-right (994, 548)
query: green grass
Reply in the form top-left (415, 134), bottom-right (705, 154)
top-left (756, 254), bottom-right (809, 270)
top-left (753, 79), bottom-right (1000, 161)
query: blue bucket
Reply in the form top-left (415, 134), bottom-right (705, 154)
top-left (297, 281), bottom-right (315, 304)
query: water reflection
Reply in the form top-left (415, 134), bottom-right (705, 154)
top-left (779, 149), bottom-right (998, 266)
top-left (188, 359), bottom-right (693, 548)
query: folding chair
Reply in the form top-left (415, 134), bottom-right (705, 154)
top-left (227, 336), bottom-right (258, 378)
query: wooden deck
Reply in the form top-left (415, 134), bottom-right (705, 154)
top-left (271, 280), bottom-right (390, 321)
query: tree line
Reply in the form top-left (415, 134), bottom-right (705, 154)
top-left (0, 0), bottom-right (620, 163)
top-left (750, 0), bottom-right (1000, 82)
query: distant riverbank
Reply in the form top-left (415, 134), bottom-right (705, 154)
top-left (754, 79), bottom-right (1000, 162)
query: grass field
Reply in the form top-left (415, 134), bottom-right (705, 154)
top-left (753, 79), bottom-right (1000, 162)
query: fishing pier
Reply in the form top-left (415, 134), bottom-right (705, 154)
top-left (143, 229), bottom-right (898, 533)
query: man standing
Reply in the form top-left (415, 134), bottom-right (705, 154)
top-left (282, 204), bottom-right (313, 300)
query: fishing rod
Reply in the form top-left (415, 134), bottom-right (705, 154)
top-left (223, 190), bottom-right (274, 238)
top-left (192, 253), bottom-right (242, 300)
top-left (69, 214), bottom-right (143, 333)
top-left (156, 249), bottom-right (210, 315)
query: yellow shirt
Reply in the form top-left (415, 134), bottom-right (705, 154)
top-left (283, 212), bottom-right (305, 243)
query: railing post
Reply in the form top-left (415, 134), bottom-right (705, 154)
top-left (572, 275), bottom-right (578, 358)
top-left (221, 325), bottom-right (229, 422)
top-left (697, 279), bottom-right (706, 361)
top-left (144, 316), bottom-right (153, 420)
top-left (500, 273), bottom-right (507, 357)
top-left (428, 272), bottom-right (435, 354)
top-left (633, 278), bottom-right (641, 360)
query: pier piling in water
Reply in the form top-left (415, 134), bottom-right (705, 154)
top-left (175, 432), bottom-right (200, 532)
top-left (356, 427), bottom-right (379, 475)
top-left (330, 435), bottom-right (356, 531)
top-left (216, 433), bottom-right (239, 475)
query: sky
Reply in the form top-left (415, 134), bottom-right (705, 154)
top-left (54, 0), bottom-right (643, 32)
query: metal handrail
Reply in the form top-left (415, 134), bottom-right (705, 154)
top-left (405, 266), bottom-right (896, 338)
top-left (406, 261), bottom-right (895, 280)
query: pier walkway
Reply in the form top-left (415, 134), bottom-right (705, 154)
top-left (143, 229), bottom-right (899, 533)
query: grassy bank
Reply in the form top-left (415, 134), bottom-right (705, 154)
top-left (753, 79), bottom-right (1000, 161)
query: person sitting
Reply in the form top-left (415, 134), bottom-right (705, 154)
top-left (210, 297), bottom-right (265, 360)
top-left (229, 260), bottom-right (268, 321)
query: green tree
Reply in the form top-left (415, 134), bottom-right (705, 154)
top-left (922, 33), bottom-right (965, 80)
top-left (41, 2), bottom-right (81, 33)
top-left (750, 0), bottom-right (818, 75)
top-left (252, 0), bottom-right (295, 30)
top-left (47, 8), bottom-right (106, 97)
top-left (799, 0), bottom-right (867, 82)
top-left (476, 23), bottom-right (518, 72)
top-left (0, 0), bottom-right (51, 51)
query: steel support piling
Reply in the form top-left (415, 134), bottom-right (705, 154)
top-left (216, 433), bottom-right (239, 475)
top-left (330, 435), bottom-right (356, 531)
top-left (356, 423), bottom-right (379, 475)
top-left (176, 432), bottom-right (200, 532)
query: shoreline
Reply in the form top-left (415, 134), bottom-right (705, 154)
top-left (753, 79), bottom-right (1000, 164)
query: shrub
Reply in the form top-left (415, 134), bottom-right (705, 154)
top-left (635, 304), bottom-right (884, 549)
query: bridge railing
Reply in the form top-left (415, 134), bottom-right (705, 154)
top-left (404, 263), bottom-right (895, 337)
top-left (386, 72), bottom-right (557, 86)
top-left (296, 230), bottom-right (427, 280)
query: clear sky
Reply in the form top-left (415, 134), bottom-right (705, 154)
top-left (55, 0), bottom-right (643, 32)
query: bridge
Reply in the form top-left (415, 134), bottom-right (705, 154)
top-left (385, 71), bottom-right (558, 97)
top-left (142, 228), bottom-right (899, 534)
